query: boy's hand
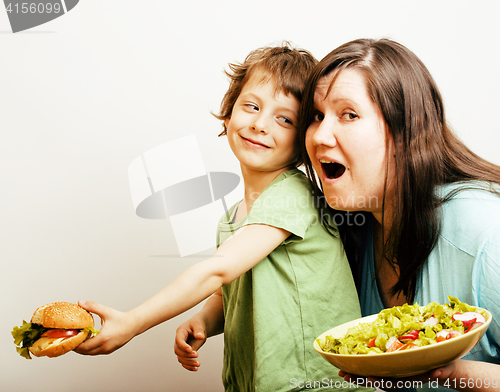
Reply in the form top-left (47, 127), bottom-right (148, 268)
top-left (174, 318), bottom-right (207, 371)
top-left (74, 300), bottom-right (137, 355)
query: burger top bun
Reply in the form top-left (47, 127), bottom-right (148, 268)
top-left (31, 302), bottom-right (94, 329)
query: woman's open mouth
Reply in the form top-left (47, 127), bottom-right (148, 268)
top-left (320, 160), bottom-right (346, 179)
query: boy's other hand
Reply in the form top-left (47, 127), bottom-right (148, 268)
top-left (174, 318), bottom-right (207, 371)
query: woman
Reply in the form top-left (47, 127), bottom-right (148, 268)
top-left (300, 38), bottom-right (500, 392)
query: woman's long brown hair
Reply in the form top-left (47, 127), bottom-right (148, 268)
top-left (299, 38), bottom-right (500, 302)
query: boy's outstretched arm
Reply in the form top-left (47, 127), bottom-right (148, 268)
top-left (174, 288), bottom-right (224, 371)
top-left (75, 224), bottom-right (290, 356)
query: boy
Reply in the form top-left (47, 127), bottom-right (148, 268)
top-left (77, 43), bottom-right (364, 392)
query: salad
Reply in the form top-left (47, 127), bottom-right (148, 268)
top-left (318, 296), bottom-right (487, 355)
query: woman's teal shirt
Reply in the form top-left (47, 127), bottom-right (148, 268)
top-left (356, 183), bottom-right (500, 390)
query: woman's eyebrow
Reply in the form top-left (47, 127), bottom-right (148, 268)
top-left (317, 95), bottom-right (357, 107)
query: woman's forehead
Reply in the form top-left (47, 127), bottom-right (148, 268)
top-left (314, 68), bottom-right (369, 102)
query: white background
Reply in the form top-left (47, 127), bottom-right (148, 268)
top-left (1, 1), bottom-right (499, 391)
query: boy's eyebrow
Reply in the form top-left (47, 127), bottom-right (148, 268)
top-left (238, 92), bottom-right (261, 101)
top-left (276, 106), bottom-right (298, 117)
top-left (240, 92), bottom-right (298, 116)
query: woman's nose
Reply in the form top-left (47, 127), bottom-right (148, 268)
top-left (309, 120), bottom-right (337, 148)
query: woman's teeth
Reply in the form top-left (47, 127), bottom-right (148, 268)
top-left (320, 160), bottom-right (346, 179)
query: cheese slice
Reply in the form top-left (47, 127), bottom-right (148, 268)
top-left (29, 337), bottom-right (65, 356)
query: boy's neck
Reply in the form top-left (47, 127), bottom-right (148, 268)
top-left (238, 165), bottom-right (292, 217)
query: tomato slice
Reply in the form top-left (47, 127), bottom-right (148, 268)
top-left (41, 329), bottom-right (80, 338)
top-left (399, 330), bottom-right (419, 341)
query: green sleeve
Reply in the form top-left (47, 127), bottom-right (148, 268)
top-left (245, 171), bottom-right (321, 241)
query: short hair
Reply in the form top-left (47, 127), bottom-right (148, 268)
top-left (215, 42), bottom-right (317, 167)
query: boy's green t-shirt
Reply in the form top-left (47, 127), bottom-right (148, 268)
top-left (218, 169), bottom-right (364, 392)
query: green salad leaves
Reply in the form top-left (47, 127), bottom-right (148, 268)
top-left (318, 296), bottom-right (487, 355)
top-left (12, 321), bottom-right (49, 359)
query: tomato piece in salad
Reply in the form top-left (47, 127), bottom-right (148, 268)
top-left (399, 330), bottom-right (419, 341)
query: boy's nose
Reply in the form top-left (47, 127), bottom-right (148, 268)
top-left (250, 115), bottom-right (268, 134)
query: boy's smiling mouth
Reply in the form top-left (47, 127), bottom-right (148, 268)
top-left (320, 159), bottom-right (346, 179)
top-left (241, 136), bottom-right (270, 149)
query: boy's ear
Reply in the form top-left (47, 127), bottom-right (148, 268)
top-left (217, 118), bottom-right (230, 137)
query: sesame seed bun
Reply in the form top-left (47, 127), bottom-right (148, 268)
top-left (31, 301), bottom-right (94, 329)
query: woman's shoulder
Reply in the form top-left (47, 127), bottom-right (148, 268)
top-left (438, 182), bottom-right (500, 216)
top-left (437, 181), bottom-right (500, 252)
top-left (438, 181), bottom-right (500, 202)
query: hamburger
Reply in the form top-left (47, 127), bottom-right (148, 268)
top-left (12, 301), bottom-right (99, 359)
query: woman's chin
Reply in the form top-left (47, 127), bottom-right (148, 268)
top-left (324, 198), bottom-right (350, 211)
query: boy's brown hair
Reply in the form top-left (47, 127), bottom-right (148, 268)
top-left (214, 42), bottom-right (317, 167)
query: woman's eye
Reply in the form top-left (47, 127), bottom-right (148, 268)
top-left (313, 112), bottom-right (324, 122)
top-left (341, 112), bottom-right (358, 120)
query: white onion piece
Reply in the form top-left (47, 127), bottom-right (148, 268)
top-left (423, 316), bottom-right (438, 327)
top-left (386, 336), bottom-right (398, 350)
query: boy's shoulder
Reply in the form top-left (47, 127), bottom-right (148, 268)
top-left (279, 168), bottom-right (308, 181)
top-left (264, 168), bottom-right (311, 194)
top-left (252, 169), bottom-right (318, 218)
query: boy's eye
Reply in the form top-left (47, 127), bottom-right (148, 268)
top-left (245, 103), bottom-right (259, 111)
top-left (278, 116), bottom-right (294, 126)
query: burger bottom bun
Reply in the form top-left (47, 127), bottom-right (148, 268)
top-left (29, 330), bottom-right (89, 358)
